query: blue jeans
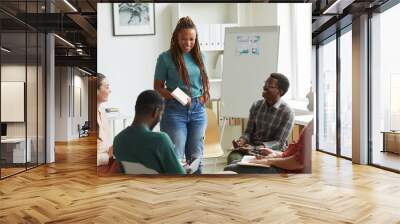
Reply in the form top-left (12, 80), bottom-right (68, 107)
top-left (160, 98), bottom-right (207, 174)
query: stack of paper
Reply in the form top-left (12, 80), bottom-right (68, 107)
top-left (237, 155), bottom-right (270, 167)
top-left (171, 87), bottom-right (191, 106)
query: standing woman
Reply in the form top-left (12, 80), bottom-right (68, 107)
top-left (97, 73), bottom-right (113, 167)
top-left (154, 17), bottom-right (210, 174)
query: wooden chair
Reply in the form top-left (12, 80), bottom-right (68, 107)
top-left (204, 108), bottom-right (224, 158)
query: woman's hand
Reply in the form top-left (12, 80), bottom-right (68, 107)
top-left (154, 80), bottom-right (174, 100)
top-left (108, 146), bottom-right (113, 158)
top-left (199, 96), bottom-right (205, 105)
top-left (249, 158), bottom-right (271, 166)
top-left (200, 95), bottom-right (207, 105)
top-left (186, 97), bottom-right (192, 107)
top-left (200, 92), bottom-right (210, 105)
top-left (256, 147), bottom-right (275, 156)
top-left (233, 137), bottom-right (248, 148)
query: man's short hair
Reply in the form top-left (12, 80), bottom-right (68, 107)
top-left (270, 73), bottom-right (290, 96)
top-left (135, 90), bottom-right (165, 116)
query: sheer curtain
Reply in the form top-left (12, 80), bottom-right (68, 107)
top-left (277, 4), bottom-right (312, 101)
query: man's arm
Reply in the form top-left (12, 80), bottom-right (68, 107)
top-left (241, 102), bottom-right (257, 143)
top-left (160, 135), bottom-right (186, 174)
top-left (262, 140), bottom-right (281, 151)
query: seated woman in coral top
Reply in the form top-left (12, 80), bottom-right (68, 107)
top-left (224, 120), bottom-right (313, 174)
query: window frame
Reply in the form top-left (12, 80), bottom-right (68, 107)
top-left (315, 24), bottom-right (353, 161)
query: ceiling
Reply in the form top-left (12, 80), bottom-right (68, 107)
top-left (1, 0), bottom-right (98, 73)
top-left (310, 0), bottom-right (391, 43)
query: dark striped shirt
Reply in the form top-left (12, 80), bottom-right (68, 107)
top-left (242, 99), bottom-right (294, 151)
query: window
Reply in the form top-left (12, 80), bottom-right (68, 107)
top-left (293, 4), bottom-right (312, 100)
top-left (339, 28), bottom-right (352, 158)
top-left (277, 4), bottom-right (312, 102)
top-left (317, 36), bottom-right (337, 155)
top-left (0, 2), bottom-right (47, 179)
top-left (370, 2), bottom-right (400, 171)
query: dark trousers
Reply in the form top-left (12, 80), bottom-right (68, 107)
top-left (224, 162), bottom-right (285, 174)
top-left (226, 150), bottom-right (249, 165)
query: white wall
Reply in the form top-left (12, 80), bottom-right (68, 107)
top-left (248, 3), bottom-right (278, 26)
top-left (98, 3), bottom-right (172, 117)
top-left (73, 74), bottom-right (89, 137)
top-left (54, 67), bottom-right (89, 141)
top-left (1, 65), bottom-right (34, 137)
top-left (1, 64), bottom-right (47, 163)
top-left (55, 67), bottom-right (69, 141)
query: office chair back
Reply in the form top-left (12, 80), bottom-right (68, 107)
top-left (120, 161), bottom-right (159, 174)
top-left (82, 121), bottom-right (90, 130)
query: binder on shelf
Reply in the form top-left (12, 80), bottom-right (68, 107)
top-left (215, 24), bottom-right (222, 50)
top-left (197, 24), bottom-right (207, 50)
top-left (209, 24), bottom-right (216, 49)
top-left (202, 24), bottom-right (210, 50)
top-left (197, 24), bottom-right (204, 48)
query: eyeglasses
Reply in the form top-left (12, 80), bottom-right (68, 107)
top-left (265, 85), bottom-right (279, 89)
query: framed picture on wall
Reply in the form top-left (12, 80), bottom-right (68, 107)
top-left (113, 3), bottom-right (156, 36)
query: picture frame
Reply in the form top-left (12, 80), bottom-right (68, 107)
top-left (112, 3), bottom-right (156, 36)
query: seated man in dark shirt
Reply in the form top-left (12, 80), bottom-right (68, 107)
top-left (228, 73), bottom-right (295, 164)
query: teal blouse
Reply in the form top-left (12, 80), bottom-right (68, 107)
top-left (154, 50), bottom-right (206, 98)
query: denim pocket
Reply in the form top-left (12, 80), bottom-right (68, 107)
top-left (165, 99), bottom-right (185, 112)
top-left (198, 100), bottom-right (206, 110)
top-left (192, 101), bottom-right (205, 114)
top-left (165, 100), bottom-right (177, 111)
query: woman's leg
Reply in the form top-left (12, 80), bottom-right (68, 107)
top-left (160, 100), bottom-right (188, 162)
top-left (186, 100), bottom-right (207, 174)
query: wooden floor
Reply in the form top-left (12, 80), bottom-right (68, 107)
top-left (1, 163), bottom-right (46, 178)
top-left (1, 167), bottom-right (26, 178)
top-left (1, 136), bottom-right (400, 223)
top-left (373, 151), bottom-right (400, 171)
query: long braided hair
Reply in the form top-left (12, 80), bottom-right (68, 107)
top-left (170, 17), bottom-right (210, 102)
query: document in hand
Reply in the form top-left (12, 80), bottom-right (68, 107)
top-left (237, 155), bottom-right (270, 167)
top-left (171, 87), bottom-right (191, 106)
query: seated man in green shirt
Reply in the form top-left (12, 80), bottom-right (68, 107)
top-left (113, 90), bottom-right (185, 174)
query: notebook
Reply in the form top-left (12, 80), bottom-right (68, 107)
top-left (171, 87), bottom-right (190, 106)
top-left (237, 155), bottom-right (270, 167)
